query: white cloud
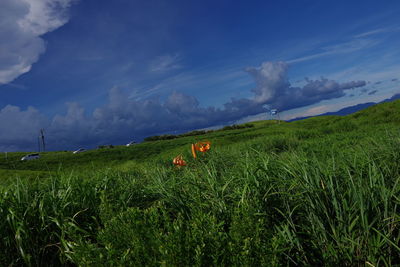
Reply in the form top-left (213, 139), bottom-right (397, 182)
top-left (131, 67), bottom-right (250, 104)
top-left (0, 0), bottom-right (75, 84)
top-left (287, 38), bottom-right (380, 64)
top-left (149, 54), bottom-right (181, 72)
top-left (245, 61), bottom-right (289, 103)
top-left (245, 61), bottom-right (366, 111)
top-left (327, 64), bottom-right (400, 84)
top-left (353, 27), bottom-right (400, 38)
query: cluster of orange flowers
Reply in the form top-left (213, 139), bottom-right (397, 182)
top-left (172, 155), bottom-right (186, 166)
top-left (172, 141), bottom-right (211, 167)
top-left (191, 141), bottom-right (211, 158)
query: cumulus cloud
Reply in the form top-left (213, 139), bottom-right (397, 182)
top-left (245, 61), bottom-right (289, 104)
top-left (0, 61), bottom-right (368, 151)
top-left (0, 0), bottom-right (75, 84)
top-left (246, 61), bottom-right (366, 111)
top-left (0, 88), bottom-right (265, 151)
top-left (76, 88), bottom-right (262, 144)
top-left (0, 105), bottom-right (48, 151)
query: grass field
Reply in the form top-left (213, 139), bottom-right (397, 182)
top-left (1, 100), bottom-right (400, 266)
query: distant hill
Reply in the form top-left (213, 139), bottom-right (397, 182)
top-left (288, 93), bottom-right (400, 122)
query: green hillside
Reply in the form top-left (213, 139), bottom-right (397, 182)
top-left (2, 100), bottom-right (399, 176)
top-left (1, 100), bottom-right (400, 265)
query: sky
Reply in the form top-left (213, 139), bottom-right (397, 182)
top-left (1, 0), bottom-right (400, 151)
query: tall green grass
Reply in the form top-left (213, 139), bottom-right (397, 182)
top-left (1, 131), bottom-right (399, 266)
top-left (2, 100), bottom-right (400, 265)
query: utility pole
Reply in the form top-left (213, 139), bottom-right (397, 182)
top-left (39, 129), bottom-right (45, 152)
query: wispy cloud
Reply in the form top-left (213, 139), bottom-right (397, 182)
top-left (327, 64), bottom-right (400, 83)
top-left (131, 67), bottom-right (250, 102)
top-left (287, 38), bottom-right (380, 64)
top-left (149, 54), bottom-right (182, 72)
top-left (130, 72), bottom-right (196, 100)
top-left (353, 26), bottom-right (400, 38)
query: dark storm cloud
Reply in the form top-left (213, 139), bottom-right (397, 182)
top-left (0, 88), bottom-right (266, 151)
top-left (0, 61), bottom-right (367, 151)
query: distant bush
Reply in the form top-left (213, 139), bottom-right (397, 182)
top-left (97, 145), bottom-right (114, 149)
top-left (180, 130), bottom-right (207, 137)
top-left (144, 130), bottom-right (216, 142)
top-left (144, 134), bottom-right (178, 142)
top-left (144, 123), bottom-right (254, 142)
top-left (221, 123), bottom-right (254, 131)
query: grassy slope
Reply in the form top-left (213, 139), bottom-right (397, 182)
top-left (2, 99), bottom-right (397, 175)
top-left (1, 100), bottom-right (400, 265)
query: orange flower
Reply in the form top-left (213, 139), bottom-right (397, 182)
top-left (191, 144), bottom-right (197, 159)
top-left (173, 155), bottom-right (186, 166)
top-left (191, 141), bottom-right (211, 158)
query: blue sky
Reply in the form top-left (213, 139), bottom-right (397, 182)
top-left (1, 0), bottom-right (400, 151)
